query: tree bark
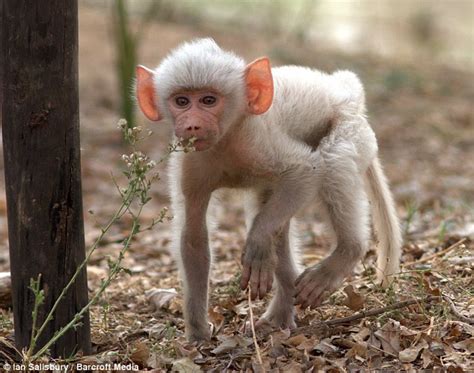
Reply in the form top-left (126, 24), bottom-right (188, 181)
top-left (0, 0), bottom-right (91, 357)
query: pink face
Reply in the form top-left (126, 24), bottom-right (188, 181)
top-left (167, 90), bottom-right (226, 151)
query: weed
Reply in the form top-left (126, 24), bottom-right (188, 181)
top-left (22, 119), bottom-right (193, 363)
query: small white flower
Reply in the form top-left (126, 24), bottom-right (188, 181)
top-left (117, 118), bottom-right (127, 129)
top-left (133, 151), bottom-right (145, 161)
top-left (132, 126), bottom-right (142, 134)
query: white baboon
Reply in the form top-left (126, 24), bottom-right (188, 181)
top-left (136, 38), bottom-right (401, 342)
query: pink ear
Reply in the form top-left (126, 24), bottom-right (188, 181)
top-left (136, 65), bottom-right (162, 121)
top-left (244, 57), bottom-right (274, 115)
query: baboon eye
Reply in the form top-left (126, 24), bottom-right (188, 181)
top-left (175, 97), bottom-right (190, 107)
top-left (201, 96), bottom-right (217, 106)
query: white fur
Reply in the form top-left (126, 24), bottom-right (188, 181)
top-left (366, 157), bottom-right (402, 284)
top-left (153, 38), bottom-right (246, 129)
top-left (151, 39), bottom-right (402, 340)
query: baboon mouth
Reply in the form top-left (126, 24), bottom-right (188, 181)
top-left (191, 138), bottom-right (211, 151)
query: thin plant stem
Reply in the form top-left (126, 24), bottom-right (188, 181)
top-left (247, 286), bottom-right (263, 366)
top-left (23, 122), bottom-right (192, 362)
top-left (30, 204), bottom-right (143, 361)
top-left (27, 274), bottom-right (43, 357)
top-left (25, 186), bottom-right (136, 358)
top-left (22, 120), bottom-right (189, 363)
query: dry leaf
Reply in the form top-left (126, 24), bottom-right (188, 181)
top-left (232, 300), bottom-right (250, 316)
top-left (421, 348), bottom-right (437, 369)
top-left (399, 324), bottom-right (421, 337)
top-left (430, 339), bottom-right (447, 357)
top-left (422, 276), bottom-right (441, 296)
top-left (297, 338), bottom-right (317, 351)
top-left (453, 338), bottom-right (474, 353)
top-left (448, 256), bottom-right (474, 265)
top-left (374, 320), bottom-right (401, 355)
top-left (171, 357), bottom-right (201, 372)
top-left (130, 341), bottom-right (150, 367)
top-left (312, 356), bottom-right (327, 370)
top-left (313, 339), bottom-right (338, 354)
top-left (269, 344), bottom-right (287, 358)
top-left (399, 339), bottom-right (428, 363)
top-left (211, 335), bottom-right (253, 355)
top-left (346, 342), bottom-right (368, 359)
top-left (208, 306), bottom-right (225, 335)
top-left (146, 288), bottom-right (178, 310)
top-left (343, 285), bottom-right (365, 311)
top-left (332, 337), bottom-right (355, 349)
top-left (285, 334), bottom-right (308, 347)
top-left (0, 272), bottom-right (11, 308)
top-left (270, 328), bottom-right (291, 345)
top-left (352, 327), bottom-right (371, 343)
top-left (280, 361), bottom-right (303, 372)
top-left (454, 222), bottom-right (474, 239)
top-left (251, 357), bottom-right (272, 372)
top-left (173, 340), bottom-right (203, 360)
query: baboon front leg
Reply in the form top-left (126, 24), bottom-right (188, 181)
top-left (176, 193), bottom-right (212, 342)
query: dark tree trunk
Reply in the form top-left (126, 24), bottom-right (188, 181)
top-left (0, 0), bottom-right (91, 357)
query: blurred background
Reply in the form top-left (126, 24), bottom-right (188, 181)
top-left (77, 0), bottom-right (473, 232)
top-left (0, 0), bottom-right (473, 360)
top-left (1, 0), bottom-right (473, 308)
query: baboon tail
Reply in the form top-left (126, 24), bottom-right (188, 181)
top-left (366, 157), bottom-right (402, 286)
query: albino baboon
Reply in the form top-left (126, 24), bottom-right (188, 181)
top-left (136, 38), bottom-right (401, 342)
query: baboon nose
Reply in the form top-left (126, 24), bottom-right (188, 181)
top-left (186, 125), bottom-right (201, 131)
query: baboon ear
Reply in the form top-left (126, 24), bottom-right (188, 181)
top-left (136, 65), bottom-right (162, 121)
top-left (244, 57), bottom-right (274, 115)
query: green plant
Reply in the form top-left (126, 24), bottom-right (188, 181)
top-left (222, 273), bottom-right (242, 299)
top-left (404, 199), bottom-right (419, 237)
top-left (0, 311), bottom-right (13, 330)
top-left (113, 0), bottom-right (137, 128)
top-left (112, 1), bottom-right (162, 129)
top-left (100, 302), bottom-right (111, 332)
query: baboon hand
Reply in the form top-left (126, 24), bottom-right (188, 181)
top-left (240, 233), bottom-right (276, 300)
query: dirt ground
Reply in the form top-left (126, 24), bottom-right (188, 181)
top-left (0, 4), bottom-right (473, 372)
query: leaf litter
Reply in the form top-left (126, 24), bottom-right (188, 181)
top-left (0, 6), bottom-right (473, 371)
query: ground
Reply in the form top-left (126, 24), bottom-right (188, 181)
top-left (0, 5), bottom-right (473, 372)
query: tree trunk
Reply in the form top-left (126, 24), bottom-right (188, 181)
top-left (0, 0), bottom-right (91, 357)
